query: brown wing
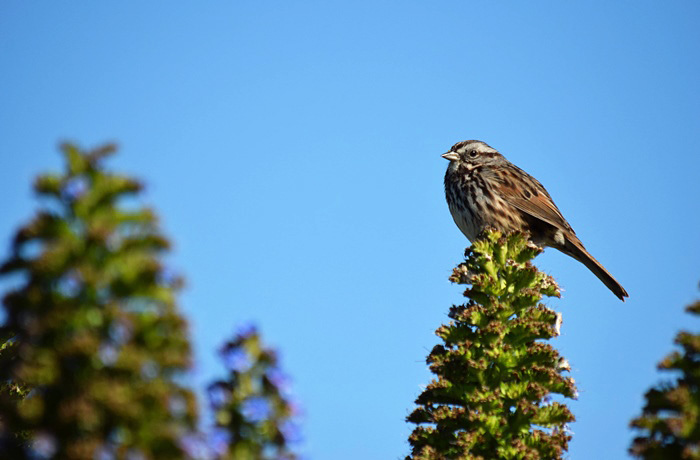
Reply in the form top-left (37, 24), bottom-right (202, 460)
top-left (495, 165), bottom-right (574, 233)
top-left (494, 164), bottom-right (628, 300)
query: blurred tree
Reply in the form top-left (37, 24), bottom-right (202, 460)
top-left (0, 144), bottom-right (198, 459)
top-left (406, 230), bottom-right (577, 459)
top-left (207, 326), bottom-right (300, 460)
top-left (630, 297), bottom-right (700, 459)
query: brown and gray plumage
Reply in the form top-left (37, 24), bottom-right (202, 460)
top-left (443, 139), bottom-right (628, 301)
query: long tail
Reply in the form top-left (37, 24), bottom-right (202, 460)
top-left (560, 238), bottom-right (629, 301)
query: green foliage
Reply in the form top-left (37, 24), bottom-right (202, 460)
top-left (0, 329), bottom-right (28, 401)
top-left (630, 298), bottom-right (700, 459)
top-left (0, 144), bottom-right (197, 459)
top-left (406, 229), bottom-right (577, 459)
top-left (208, 326), bottom-right (300, 460)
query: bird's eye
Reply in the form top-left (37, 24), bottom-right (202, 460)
top-left (469, 150), bottom-right (478, 158)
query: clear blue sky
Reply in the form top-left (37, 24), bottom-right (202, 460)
top-left (2, 2), bottom-right (699, 458)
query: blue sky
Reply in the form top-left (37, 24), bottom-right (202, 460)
top-left (2, 2), bottom-right (699, 458)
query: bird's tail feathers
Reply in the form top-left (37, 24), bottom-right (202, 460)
top-left (561, 238), bottom-right (629, 301)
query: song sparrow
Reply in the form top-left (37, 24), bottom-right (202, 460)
top-left (443, 140), bottom-right (628, 301)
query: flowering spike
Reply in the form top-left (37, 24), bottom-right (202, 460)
top-left (208, 327), bottom-right (301, 459)
top-left (629, 296), bottom-right (700, 458)
top-left (0, 144), bottom-right (197, 459)
top-left (406, 229), bottom-right (575, 459)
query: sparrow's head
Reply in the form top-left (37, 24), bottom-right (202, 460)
top-left (442, 140), bottom-right (502, 166)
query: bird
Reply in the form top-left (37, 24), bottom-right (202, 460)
top-left (442, 139), bottom-right (628, 301)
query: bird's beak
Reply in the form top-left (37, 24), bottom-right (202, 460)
top-left (442, 152), bottom-right (460, 161)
